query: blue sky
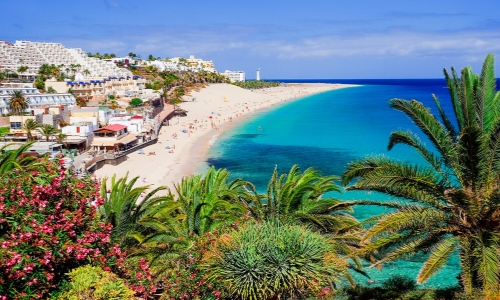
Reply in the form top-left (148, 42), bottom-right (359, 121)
top-left (2, 0), bottom-right (500, 78)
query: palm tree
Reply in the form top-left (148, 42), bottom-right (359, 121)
top-left (17, 66), bottom-right (28, 74)
top-left (243, 164), bottom-right (358, 233)
top-left (342, 54), bottom-right (500, 296)
top-left (83, 69), bottom-right (91, 77)
top-left (55, 133), bottom-right (67, 144)
top-left (0, 142), bottom-right (40, 176)
top-left (98, 173), bottom-right (170, 249)
top-left (37, 124), bottom-right (60, 142)
top-left (172, 166), bottom-right (248, 236)
top-left (134, 167), bottom-right (248, 266)
top-left (22, 119), bottom-right (40, 141)
top-left (8, 90), bottom-right (29, 115)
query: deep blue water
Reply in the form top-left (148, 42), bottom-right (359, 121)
top-left (198, 79), bottom-right (461, 288)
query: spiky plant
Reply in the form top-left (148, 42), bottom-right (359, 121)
top-left (342, 53), bottom-right (500, 295)
top-left (243, 164), bottom-right (359, 233)
top-left (98, 173), bottom-right (170, 249)
top-left (0, 142), bottom-right (40, 176)
top-left (202, 220), bottom-right (347, 300)
top-left (132, 167), bottom-right (249, 274)
top-left (241, 164), bottom-right (366, 285)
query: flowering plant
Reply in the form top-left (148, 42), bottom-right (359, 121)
top-left (0, 160), bottom-right (154, 299)
top-left (159, 231), bottom-right (222, 300)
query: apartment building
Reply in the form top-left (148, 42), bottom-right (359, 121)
top-left (0, 40), bottom-right (131, 78)
top-left (0, 83), bottom-right (76, 115)
top-left (223, 70), bottom-right (245, 82)
top-left (46, 75), bottom-right (148, 102)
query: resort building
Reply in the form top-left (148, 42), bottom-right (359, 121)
top-left (223, 70), bottom-right (245, 82)
top-left (167, 55), bottom-right (217, 72)
top-left (146, 60), bottom-right (187, 72)
top-left (0, 82), bottom-right (76, 115)
top-left (69, 107), bottom-right (99, 126)
top-left (9, 105), bottom-right (70, 135)
top-left (91, 124), bottom-right (137, 152)
top-left (46, 75), bottom-right (149, 102)
top-left (61, 122), bottom-right (97, 151)
top-left (0, 40), bottom-right (131, 78)
top-left (108, 115), bottom-right (144, 134)
top-left (8, 115), bottom-right (36, 135)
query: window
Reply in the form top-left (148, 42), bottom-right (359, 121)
top-left (10, 122), bottom-right (22, 129)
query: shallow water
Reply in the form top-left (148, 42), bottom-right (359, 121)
top-left (199, 79), bottom-right (461, 288)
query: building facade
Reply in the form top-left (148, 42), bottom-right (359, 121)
top-left (0, 40), bottom-right (131, 79)
top-left (0, 83), bottom-right (76, 115)
top-left (223, 70), bottom-right (245, 82)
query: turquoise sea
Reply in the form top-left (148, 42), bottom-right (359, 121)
top-left (199, 79), bottom-right (461, 288)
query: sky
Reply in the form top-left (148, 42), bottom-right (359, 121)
top-left (2, 0), bottom-right (500, 79)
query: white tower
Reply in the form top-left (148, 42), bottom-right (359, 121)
top-left (256, 68), bottom-right (260, 81)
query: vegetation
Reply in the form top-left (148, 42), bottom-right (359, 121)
top-left (342, 53), bottom-right (500, 296)
top-left (3, 54), bottom-right (500, 299)
top-left (202, 220), bottom-right (346, 300)
top-left (98, 173), bottom-right (169, 248)
top-left (8, 90), bottom-right (29, 115)
top-left (37, 124), bottom-right (61, 142)
top-left (87, 52), bottom-right (117, 59)
top-left (22, 118), bottom-right (40, 141)
top-left (130, 97), bottom-right (143, 107)
top-left (232, 79), bottom-right (281, 89)
top-left (56, 265), bottom-right (136, 300)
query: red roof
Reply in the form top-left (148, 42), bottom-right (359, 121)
top-left (130, 115), bottom-right (143, 119)
top-left (93, 124), bottom-right (127, 132)
top-left (104, 124), bottom-right (127, 131)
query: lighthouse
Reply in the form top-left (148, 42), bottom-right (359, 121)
top-left (256, 68), bottom-right (260, 81)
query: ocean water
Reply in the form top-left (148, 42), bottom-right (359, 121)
top-left (199, 79), bottom-right (461, 288)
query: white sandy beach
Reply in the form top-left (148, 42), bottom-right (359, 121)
top-left (94, 83), bottom-right (356, 194)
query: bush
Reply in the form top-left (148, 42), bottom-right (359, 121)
top-left (0, 160), bottom-right (155, 299)
top-left (202, 221), bottom-right (346, 299)
top-left (56, 265), bottom-right (135, 300)
top-left (157, 232), bottom-right (222, 300)
top-left (130, 98), bottom-right (143, 107)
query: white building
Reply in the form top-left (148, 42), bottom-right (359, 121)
top-left (0, 40), bottom-right (131, 78)
top-left (223, 70), bottom-right (245, 82)
top-left (108, 115), bottom-right (144, 134)
top-left (61, 122), bottom-right (97, 150)
top-left (0, 82), bottom-right (76, 115)
top-left (46, 75), bottom-right (149, 102)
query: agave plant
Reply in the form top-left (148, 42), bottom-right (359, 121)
top-left (342, 54), bottom-right (500, 295)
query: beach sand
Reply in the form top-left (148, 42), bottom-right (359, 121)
top-left (93, 83), bottom-right (356, 194)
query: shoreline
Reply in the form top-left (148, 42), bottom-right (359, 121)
top-left (93, 83), bottom-right (358, 194)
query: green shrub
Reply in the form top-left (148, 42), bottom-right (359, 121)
top-left (202, 221), bottom-right (346, 299)
top-left (130, 97), bottom-right (143, 107)
top-left (57, 265), bottom-right (135, 300)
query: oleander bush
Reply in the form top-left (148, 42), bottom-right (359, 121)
top-left (0, 159), bottom-right (155, 299)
